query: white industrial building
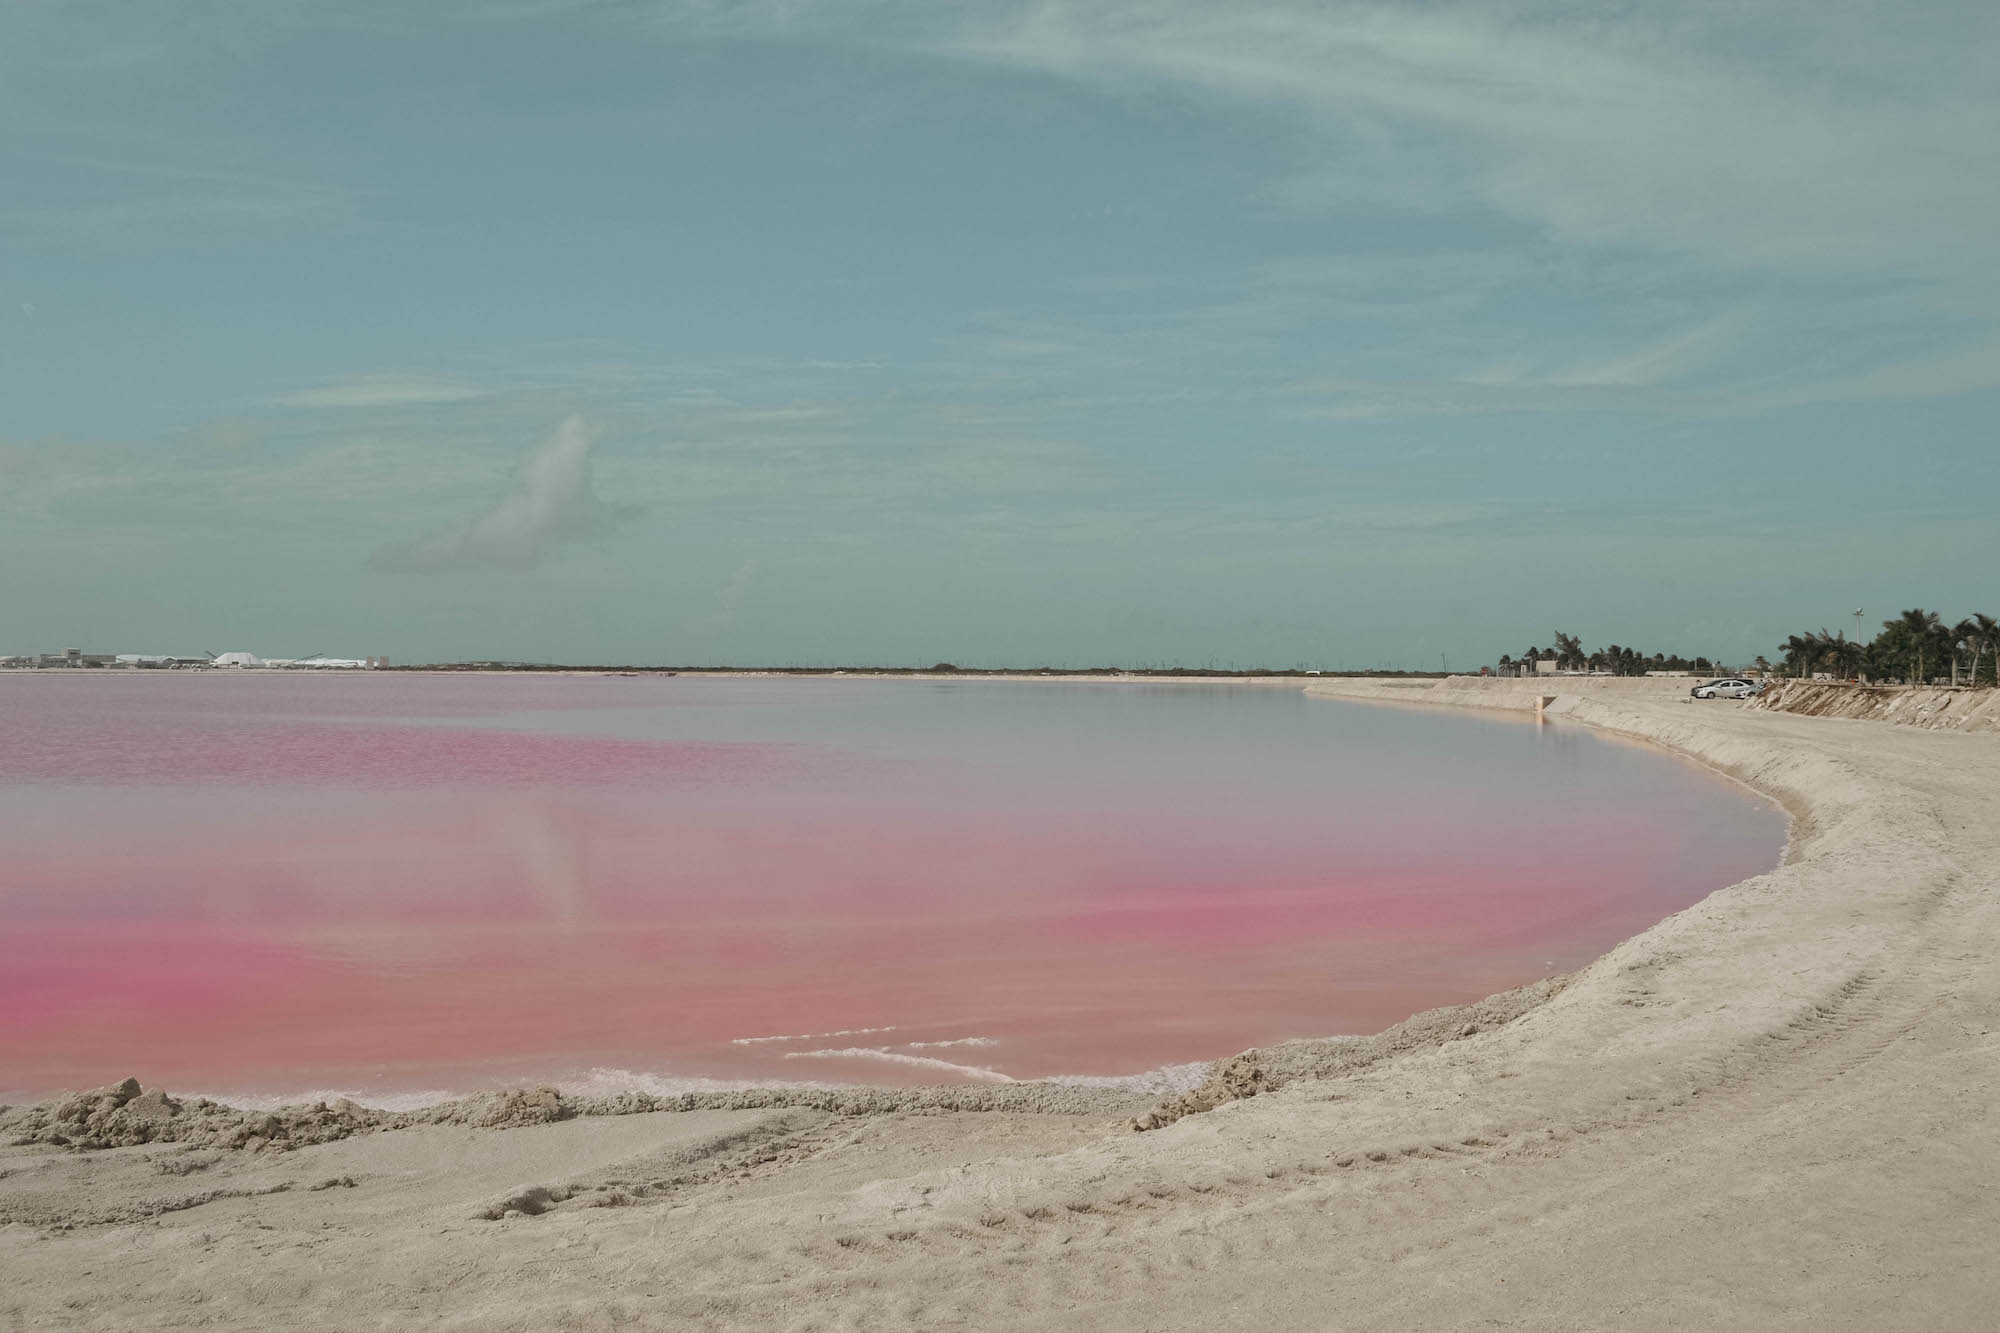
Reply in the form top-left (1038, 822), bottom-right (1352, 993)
top-left (210, 652), bottom-right (382, 669)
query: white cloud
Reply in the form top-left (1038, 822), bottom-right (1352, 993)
top-left (368, 417), bottom-right (616, 573)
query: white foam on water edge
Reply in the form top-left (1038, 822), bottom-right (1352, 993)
top-left (1042, 1061), bottom-right (1212, 1096)
top-left (166, 1049), bottom-right (1233, 1111)
top-left (556, 1068), bottom-right (850, 1099)
top-left (781, 1048), bottom-right (1015, 1081)
top-left (729, 1025), bottom-right (899, 1046)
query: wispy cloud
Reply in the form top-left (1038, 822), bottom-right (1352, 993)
top-left (273, 373), bottom-right (500, 410)
top-left (554, 1), bottom-right (1997, 420)
top-left (1285, 313), bottom-right (1750, 420)
top-left (0, 139), bottom-right (348, 242)
top-left (1466, 312), bottom-right (1754, 390)
top-left (368, 417), bottom-right (618, 574)
top-left (920, 1), bottom-right (2000, 282)
top-left (599, 1), bottom-right (2000, 317)
top-left (1288, 311), bottom-right (2000, 421)
top-left (1752, 330), bottom-right (2000, 409)
top-left (2, 187), bottom-right (340, 241)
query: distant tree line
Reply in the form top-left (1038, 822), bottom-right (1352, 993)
top-left (1494, 610), bottom-right (2000, 687)
top-left (1774, 609), bottom-right (1999, 686)
top-left (1498, 631), bottom-right (1719, 677)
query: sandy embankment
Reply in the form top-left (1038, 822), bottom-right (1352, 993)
top-left (1757, 678), bottom-right (2000, 732)
top-left (5, 676), bottom-right (1998, 1330)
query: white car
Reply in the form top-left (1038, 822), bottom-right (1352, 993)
top-left (1691, 678), bottom-right (1763, 700)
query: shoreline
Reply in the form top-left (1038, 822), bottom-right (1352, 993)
top-left (6, 676), bottom-right (1996, 1328)
top-left (0, 678), bottom-right (1847, 1129)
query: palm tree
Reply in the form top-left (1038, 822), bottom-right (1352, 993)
top-left (1950, 619), bottom-right (1972, 686)
top-left (1551, 631), bottom-right (1585, 672)
top-left (1818, 630), bottom-right (1861, 681)
top-left (1887, 608), bottom-right (1945, 684)
top-left (1780, 634), bottom-right (1815, 678)
top-left (1964, 614), bottom-right (1999, 688)
top-left (1861, 635), bottom-right (1898, 684)
top-left (1844, 633), bottom-right (1862, 679)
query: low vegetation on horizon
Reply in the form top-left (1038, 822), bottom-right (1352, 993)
top-left (1499, 631), bottom-right (1723, 678)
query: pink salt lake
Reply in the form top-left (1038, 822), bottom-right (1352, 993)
top-left (0, 674), bottom-right (1782, 1104)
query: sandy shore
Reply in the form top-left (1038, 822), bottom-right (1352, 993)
top-left (5, 676), bottom-right (1997, 1329)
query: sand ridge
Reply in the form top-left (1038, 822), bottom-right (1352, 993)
top-left (3, 676), bottom-right (1996, 1329)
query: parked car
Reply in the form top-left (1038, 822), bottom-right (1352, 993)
top-left (1691, 678), bottom-right (1763, 700)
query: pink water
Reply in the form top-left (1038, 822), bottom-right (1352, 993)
top-left (0, 674), bottom-right (1782, 1103)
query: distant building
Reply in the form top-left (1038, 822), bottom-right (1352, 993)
top-left (3, 647), bottom-right (379, 670)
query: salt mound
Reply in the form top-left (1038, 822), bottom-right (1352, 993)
top-left (2, 1078), bottom-right (390, 1152)
top-left (1130, 975), bottom-right (1569, 1130)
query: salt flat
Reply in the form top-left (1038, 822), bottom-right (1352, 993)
top-left (4, 676), bottom-right (1996, 1330)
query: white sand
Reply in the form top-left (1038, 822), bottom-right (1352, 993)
top-left (4, 676), bottom-right (1997, 1329)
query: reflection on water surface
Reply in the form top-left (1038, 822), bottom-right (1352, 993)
top-left (0, 674), bottom-right (1783, 1102)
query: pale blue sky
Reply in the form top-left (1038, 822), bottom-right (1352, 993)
top-left (4, 1), bottom-right (1996, 667)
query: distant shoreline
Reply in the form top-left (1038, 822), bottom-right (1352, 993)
top-left (0, 664), bottom-right (1450, 680)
